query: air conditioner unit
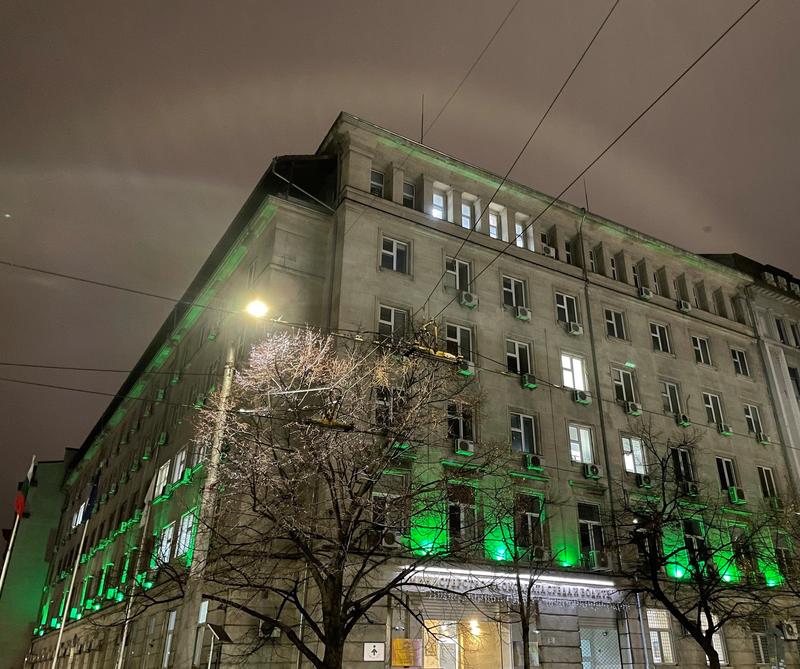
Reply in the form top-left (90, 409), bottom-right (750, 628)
top-left (532, 545), bottom-right (551, 562)
top-left (541, 244), bottom-right (557, 259)
top-left (680, 480), bottom-right (700, 497)
top-left (457, 360), bottom-right (476, 377)
top-left (381, 530), bottom-right (402, 549)
top-left (770, 497), bottom-right (785, 511)
top-left (573, 390), bottom-right (592, 405)
top-left (782, 621), bottom-right (799, 641)
top-left (728, 486), bottom-right (747, 505)
top-left (514, 305), bottom-right (532, 321)
top-left (454, 439), bottom-right (475, 456)
top-left (525, 453), bottom-right (544, 471)
top-left (756, 432), bottom-right (770, 445)
top-left (717, 423), bottom-right (733, 437)
top-left (567, 321), bottom-right (583, 336)
top-left (584, 463), bottom-right (601, 480)
top-left (638, 287), bottom-right (653, 300)
top-left (625, 401), bottom-right (642, 416)
top-left (459, 291), bottom-right (479, 309)
top-left (677, 299), bottom-right (692, 313)
top-left (636, 473), bottom-right (653, 489)
top-left (589, 550), bottom-right (611, 571)
top-left (675, 413), bottom-right (692, 428)
top-left (258, 620), bottom-right (282, 639)
top-left (521, 373), bottom-right (538, 390)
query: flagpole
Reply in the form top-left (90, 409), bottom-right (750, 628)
top-left (51, 519), bottom-right (89, 669)
top-left (0, 513), bottom-right (21, 598)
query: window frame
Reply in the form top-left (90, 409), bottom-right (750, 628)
top-left (716, 456), bottom-right (738, 490)
top-left (380, 236), bottom-right (409, 273)
top-left (502, 275), bottom-right (526, 308)
top-left (757, 466), bottom-right (777, 499)
top-left (460, 200), bottom-right (474, 229)
top-left (514, 494), bottom-right (544, 549)
top-left (646, 609), bottom-right (676, 665)
top-left (650, 322), bottom-right (672, 354)
top-left (510, 412), bottom-right (538, 454)
top-left (577, 502), bottom-right (605, 557)
top-left (569, 423), bottom-right (594, 464)
top-left (445, 257), bottom-right (471, 292)
top-left (487, 210), bottom-right (501, 239)
top-left (622, 435), bottom-right (647, 474)
top-left (444, 323), bottom-right (473, 361)
top-left (369, 169), bottom-right (385, 197)
top-left (402, 181), bottom-right (416, 208)
top-left (377, 304), bottom-right (408, 343)
top-left (703, 392), bottom-right (725, 425)
top-left (744, 403), bottom-right (763, 433)
top-left (660, 380), bottom-right (682, 414)
top-left (432, 189), bottom-right (447, 220)
top-left (604, 309), bottom-right (626, 339)
top-left (175, 509), bottom-right (196, 558)
top-left (612, 366), bottom-right (637, 403)
top-left (561, 353), bottom-right (587, 391)
top-left (555, 292), bottom-right (579, 324)
top-left (731, 348), bottom-right (750, 376)
top-left (692, 335), bottom-right (712, 365)
top-left (447, 402), bottom-right (474, 442)
top-left (506, 339), bottom-right (531, 375)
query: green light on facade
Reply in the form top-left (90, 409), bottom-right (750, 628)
top-left (409, 505), bottom-right (448, 556)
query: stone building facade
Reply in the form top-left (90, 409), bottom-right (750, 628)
top-left (21, 114), bottom-right (800, 668)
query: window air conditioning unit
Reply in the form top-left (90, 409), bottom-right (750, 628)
top-left (459, 291), bottom-right (479, 309)
top-left (680, 480), bottom-right (700, 497)
top-left (728, 486), bottom-right (747, 505)
top-left (625, 401), bottom-right (642, 416)
top-left (782, 621), bottom-right (799, 641)
top-left (638, 287), bottom-right (653, 300)
top-left (717, 423), bottom-right (733, 437)
top-left (573, 390), bottom-right (592, 405)
top-left (532, 545), bottom-right (551, 562)
top-left (525, 453), bottom-right (544, 471)
top-left (756, 432), bottom-right (770, 445)
top-left (677, 299), bottom-right (692, 313)
top-left (457, 360), bottom-right (476, 377)
top-left (675, 413), bottom-right (692, 428)
top-left (635, 473), bottom-right (653, 489)
top-left (381, 530), bottom-right (402, 549)
top-left (584, 463), bottom-right (601, 480)
top-left (567, 321), bottom-right (583, 336)
top-left (514, 306), bottom-right (532, 321)
top-left (770, 497), bottom-right (785, 512)
top-left (541, 244), bottom-right (556, 259)
top-left (589, 550), bottom-right (611, 571)
top-left (521, 373), bottom-right (538, 390)
top-left (454, 439), bottom-right (475, 456)
top-left (258, 620), bottom-right (282, 639)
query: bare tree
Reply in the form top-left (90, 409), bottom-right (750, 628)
top-left (609, 418), bottom-right (793, 669)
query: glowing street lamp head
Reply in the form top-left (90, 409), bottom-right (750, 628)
top-left (245, 299), bottom-right (269, 319)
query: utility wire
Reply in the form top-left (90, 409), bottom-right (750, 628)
top-left (416, 0), bottom-right (621, 317)
top-left (429, 0), bottom-right (762, 323)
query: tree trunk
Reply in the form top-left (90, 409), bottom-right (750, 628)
top-left (320, 637), bottom-right (345, 669)
top-left (702, 641), bottom-right (721, 669)
top-left (520, 620), bottom-right (531, 669)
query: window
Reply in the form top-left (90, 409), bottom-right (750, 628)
top-left (692, 336), bottom-right (712, 365)
top-left (792, 323), bottom-right (800, 347)
top-left (506, 340), bottom-right (530, 375)
top-left (683, 518), bottom-right (707, 566)
top-left (776, 318), bottom-right (789, 344)
top-left (789, 367), bottom-right (800, 399)
top-left (432, 189), bottom-right (447, 220)
top-left (750, 619), bottom-right (769, 665)
top-left (555, 293), bottom-right (578, 324)
top-left (731, 349), bottom-right (750, 376)
top-left (744, 404), bottom-right (763, 433)
top-left (514, 495), bottom-right (543, 549)
top-left (190, 441), bottom-right (206, 468)
top-left (700, 616), bottom-right (728, 666)
top-left (445, 324), bottom-right (473, 361)
top-left (380, 237), bottom-right (408, 273)
top-left (372, 492), bottom-right (407, 537)
top-left (448, 484), bottom-right (478, 550)
top-left (375, 386), bottom-right (407, 430)
top-left (757, 466), bottom-right (777, 498)
top-left (561, 354), bottom-right (586, 391)
top-left (162, 610), bottom-right (177, 668)
top-left (369, 170), bottom-right (385, 197)
top-left (609, 256), bottom-right (617, 280)
top-left (445, 257), bottom-right (470, 291)
top-left (569, 424), bottom-right (593, 463)
top-left (703, 392), bottom-right (724, 425)
top-left (650, 323), bottom-right (671, 353)
top-left (612, 367), bottom-right (637, 403)
top-left (378, 305), bottom-right (408, 342)
top-left (716, 456), bottom-right (738, 490)
top-left (660, 381), bottom-right (681, 414)
top-left (564, 240), bottom-right (574, 265)
top-left (514, 222), bottom-right (525, 248)
top-left (622, 435), bottom-right (646, 474)
top-left (652, 272), bottom-right (662, 295)
top-left (671, 447), bottom-right (695, 482)
top-left (156, 523), bottom-right (175, 566)
top-left (447, 403), bottom-right (473, 441)
top-left (502, 276), bottom-right (526, 308)
top-left (460, 202), bottom-right (473, 229)
top-left (175, 510), bottom-right (196, 558)
top-left (488, 211), bottom-right (500, 239)
top-left (578, 503), bottom-right (604, 558)
top-left (646, 609), bottom-right (675, 664)
top-left (510, 413), bottom-right (537, 454)
top-left (155, 460), bottom-right (171, 496)
top-left (605, 309), bottom-right (626, 339)
top-left (171, 449), bottom-right (186, 483)
top-left (402, 181), bottom-right (416, 208)
top-left (588, 250), bottom-right (596, 273)
top-left (632, 264), bottom-right (641, 288)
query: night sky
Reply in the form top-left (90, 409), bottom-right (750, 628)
top-left (2, 1), bottom-right (798, 520)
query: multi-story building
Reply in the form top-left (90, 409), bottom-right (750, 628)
top-left (22, 114), bottom-right (800, 668)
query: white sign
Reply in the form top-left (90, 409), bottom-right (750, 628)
top-left (363, 642), bottom-right (385, 662)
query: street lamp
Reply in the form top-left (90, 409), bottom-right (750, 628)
top-left (245, 299), bottom-right (269, 319)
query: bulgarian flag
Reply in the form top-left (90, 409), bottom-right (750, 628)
top-left (14, 456), bottom-right (37, 517)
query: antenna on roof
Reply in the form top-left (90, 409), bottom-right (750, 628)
top-left (583, 178), bottom-right (590, 211)
top-left (420, 94), bottom-right (425, 143)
